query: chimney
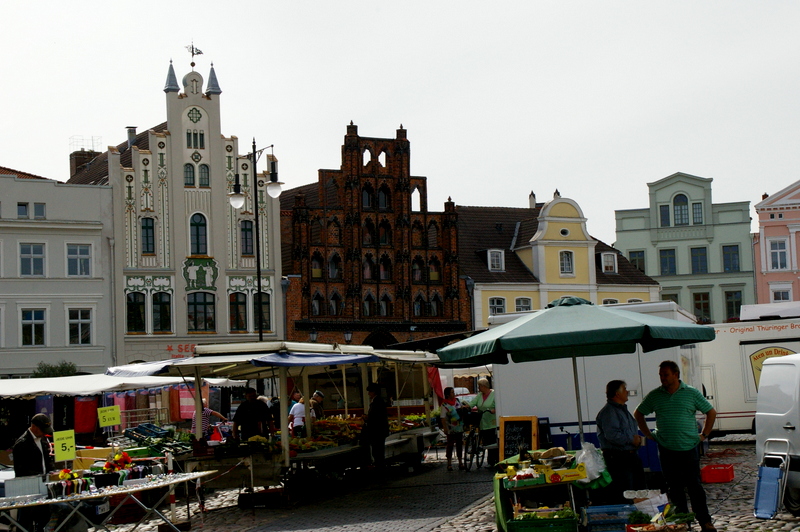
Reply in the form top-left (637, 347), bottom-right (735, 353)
top-left (126, 127), bottom-right (137, 151)
top-left (529, 191), bottom-right (537, 208)
top-left (70, 149), bottom-right (100, 178)
top-left (762, 192), bottom-right (769, 200)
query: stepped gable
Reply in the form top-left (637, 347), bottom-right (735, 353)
top-left (0, 166), bottom-right (52, 180)
top-left (67, 122), bottom-right (168, 185)
top-left (456, 205), bottom-right (541, 284)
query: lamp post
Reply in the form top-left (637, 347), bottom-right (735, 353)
top-left (228, 139), bottom-right (280, 342)
top-left (344, 330), bottom-right (353, 344)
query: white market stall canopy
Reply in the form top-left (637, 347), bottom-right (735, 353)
top-left (0, 374), bottom-right (246, 399)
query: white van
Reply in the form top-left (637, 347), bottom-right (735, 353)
top-left (755, 353), bottom-right (800, 515)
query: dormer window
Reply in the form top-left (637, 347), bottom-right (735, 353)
top-left (602, 252), bottom-right (617, 273)
top-left (488, 249), bottom-right (505, 272)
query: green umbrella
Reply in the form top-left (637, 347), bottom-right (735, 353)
top-left (437, 296), bottom-right (716, 440)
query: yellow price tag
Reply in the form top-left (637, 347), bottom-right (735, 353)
top-left (54, 430), bottom-right (76, 462)
top-left (98, 405), bottom-right (121, 428)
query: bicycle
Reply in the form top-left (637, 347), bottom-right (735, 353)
top-left (462, 410), bottom-right (485, 471)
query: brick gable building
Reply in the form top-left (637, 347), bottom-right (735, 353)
top-left (280, 123), bottom-right (470, 347)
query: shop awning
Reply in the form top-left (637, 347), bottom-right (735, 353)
top-left (0, 374), bottom-right (246, 399)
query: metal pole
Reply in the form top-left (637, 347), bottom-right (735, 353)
top-left (341, 365), bottom-right (349, 417)
top-left (253, 138), bottom-right (263, 343)
top-left (279, 367), bottom-right (290, 467)
top-left (572, 356), bottom-right (585, 445)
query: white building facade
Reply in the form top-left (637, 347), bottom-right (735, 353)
top-left (614, 172), bottom-right (754, 323)
top-left (0, 171), bottom-right (114, 375)
top-left (68, 62), bottom-right (284, 364)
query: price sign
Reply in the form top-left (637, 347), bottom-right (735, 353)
top-left (98, 405), bottom-right (121, 427)
top-left (499, 416), bottom-right (539, 461)
top-left (54, 430), bottom-right (76, 461)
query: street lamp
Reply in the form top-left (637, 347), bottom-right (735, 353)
top-left (309, 328), bottom-right (318, 343)
top-left (344, 331), bottom-right (353, 344)
top-left (229, 139), bottom-right (280, 342)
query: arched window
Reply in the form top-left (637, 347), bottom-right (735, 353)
top-left (559, 250), bottom-right (574, 275)
top-left (427, 222), bottom-right (438, 248)
top-left (188, 292), bottom-right (215, 332)
top-left (363, 255), bottom-right (376, 281)
top-left (329, 293), bottom-right (342, 316)
top-left (153, 292), bottom-right (172, 333)
top-left (379, 255), bottom-right (392, 281)
top-left (412, 257), bottom-right (425, 282)
top-left (311, 252), bottom-right (324, 278)
top-left (311, 292), bottom-right (324, 316)
top-left (411, 222), bottom-right (424, 247)
top-left (413, 294), bottom-right (426, 317)
top-left (241, 221), bottom-right (254, 256)
top-left (379, 221), bottom-right (392, 245)
top-left (673, 194), bottom-right (689, 226)
top-left (411, 186), bottom-right (421, 212)
top-left (126, 292), bottom-right (146, 333)
top-left (378, 186), bottom-right (390, 210)
top-left (362, 185), bottom-right (374, 209)
top-left (379, 294), bottom-right (392, 317)
top-left (229, 292), bottom-right (247, 332)
top-left (363, 293), bottom-right (375, 317)
top-left (199, 164), bottom-right (210, 187)
top-left (184, 164), bottom-right (195, 186)
top-left (254, 292), bottom-right (270, 332)
top-left (363, 148), bottom-right (372, 167)
top-left (328, 253), bottom-right (342, 279)
top-left (363, 220), bottom-right (376, 245)
top-left (190, 213), bottom-right (207, 255)
top-left (430, 294), bottom-right (443, 317)
top-left (428, 257), bottom-right (441, 281)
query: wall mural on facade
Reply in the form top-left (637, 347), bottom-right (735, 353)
top-left (125, 275), bottom-right (173, 294)
top-left (183, 257), bottom-right (219, 290)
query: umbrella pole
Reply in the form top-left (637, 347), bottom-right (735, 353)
top-left (341, 365), bottom-right (349, 417)
top-left (572, 357), bottom-right (585, 445)
top-left (194, 366), bottom-right (204, 440)
top-left (279, 366), bottom-right (290, 467)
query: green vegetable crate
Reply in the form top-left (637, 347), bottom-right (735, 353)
top-left (507, 517), bottom-right (577, 532)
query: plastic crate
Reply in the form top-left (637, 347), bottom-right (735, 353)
top-left (583, 505), bottom-right (636, 532)
top-left (701, 464), bottom-right (734, 483)
top-left (507, 517), bottom-right (577, 532)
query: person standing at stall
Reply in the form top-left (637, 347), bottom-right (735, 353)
top-left (13, 414), bottom-right (55, 532)
top-left (468, 378), bottom-right (498, 465)
top-left (634, 361), bottom-right (717, 532)
top-left (310, 390), bottom-right (325, 420)
top-left (440, 387), bottom-right (465, 471)
top-left (596, 380), bottom-right (645, 503)
top-left (363, 383), bottom-right (389, 470)
top-left (232, 387), bottom-right (270, 440)
top-left (288, 397), bottom-right (311, 437)
top-left (191, 398), bottom-right (228, 439)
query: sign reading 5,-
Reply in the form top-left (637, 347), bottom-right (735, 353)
top-left (54, 430), bottom-right (76, 461)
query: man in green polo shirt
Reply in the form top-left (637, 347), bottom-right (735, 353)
top-left (634, 360), bottom-right (717, 532)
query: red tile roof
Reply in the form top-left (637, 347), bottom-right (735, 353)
top-left (0, 166), bottom-right (52, 181)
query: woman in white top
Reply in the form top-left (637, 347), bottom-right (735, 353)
top-left (288, 397), bottom-right (315, 437)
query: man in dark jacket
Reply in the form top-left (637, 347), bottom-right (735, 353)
top-left (363, 383), bottom-right (389, 470)
top-left (13, 413), bottom-right (55, 531)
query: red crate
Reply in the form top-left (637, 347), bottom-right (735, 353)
top-left (701, 464), bottom-right (734, 483)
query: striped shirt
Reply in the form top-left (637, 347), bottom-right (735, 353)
top-left (636, 381), bottom-right (712, 452)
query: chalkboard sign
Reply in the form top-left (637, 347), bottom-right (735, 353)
top-left (499, 416), bottom-right (538, 461)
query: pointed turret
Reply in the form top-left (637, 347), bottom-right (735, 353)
top-left (164, 60), bottom-right (180, 93)
top-left (206, 63), bottom-right (222, 95)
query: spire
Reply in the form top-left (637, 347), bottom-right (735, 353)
top-left (164, 60), bottom-right (180, 93)
top-left (206, 62), bottom-right (222, 95)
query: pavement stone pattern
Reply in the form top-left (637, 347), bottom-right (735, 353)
top-left (105, 436), bottom-right (800, 532)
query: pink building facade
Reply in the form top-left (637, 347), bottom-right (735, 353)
top-left (754, 181), bottom-right (800, 303)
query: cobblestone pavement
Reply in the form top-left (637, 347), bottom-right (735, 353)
top-left (106, 436), bottom-right (800, 532)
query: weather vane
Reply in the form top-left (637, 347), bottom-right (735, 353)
top-left (186, 42), bottom-right (203, 68)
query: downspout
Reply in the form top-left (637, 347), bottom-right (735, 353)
top-left (108, 237), bottom-right (118, 366)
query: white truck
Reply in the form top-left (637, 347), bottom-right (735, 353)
top-left (698, 302), bottom-right (800, 434)
top-left (487, 300), bottom-right (704, 470)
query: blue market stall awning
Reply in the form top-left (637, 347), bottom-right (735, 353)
top-left (251, 352), bottom-right (379, 367)
top-left (437, 297), bottom-right (717, 365)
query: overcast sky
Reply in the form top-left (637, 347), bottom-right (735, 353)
top-left (3, 1), bottom-right (800, 245)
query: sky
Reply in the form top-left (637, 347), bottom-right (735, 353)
top-left (3, 1), bottom-right (800, 245)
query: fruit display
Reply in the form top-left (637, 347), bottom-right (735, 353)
top-left (313, 418), bottom-right (363, 444)
top-left (388, 414), bottom-right (428, 433)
